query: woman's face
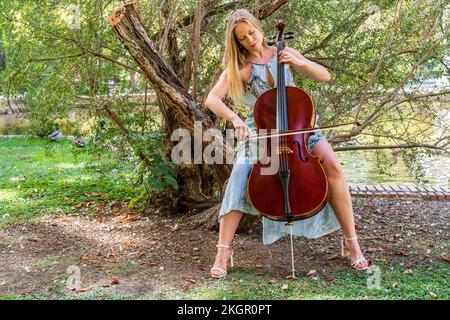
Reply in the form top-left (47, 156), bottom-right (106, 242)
top-left (234, 21), bottom-right (264, 54)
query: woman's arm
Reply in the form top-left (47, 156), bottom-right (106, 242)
top-left (204, 70), bottom-right (238, 121)
top-left (204, 69), bottom-right (251, 140)
top-left (280, 47), bottom-right (331, 82)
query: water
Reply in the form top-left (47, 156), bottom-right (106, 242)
top-left (337, 150), bottom-right (449, 187)
top-left (1, 113), bottom-right (448, 187)
top-left (0, 113), bottom-right (32, 135)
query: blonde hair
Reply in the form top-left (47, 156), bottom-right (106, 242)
top-left (223, 9), bottom-right (265, 105)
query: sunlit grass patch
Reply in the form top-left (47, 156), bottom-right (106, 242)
top-left (0, 137), bottom-right (140, 228)
top-left (0, 188), bottom-right (21, 201)
top-left (166, 263), bottom-right (449, 300)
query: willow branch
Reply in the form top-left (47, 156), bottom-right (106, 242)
top-left (28, 53), bottom-right (85, 63)
top-left (354, 0), bottom-right (403, 120)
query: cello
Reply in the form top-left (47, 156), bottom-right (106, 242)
top-left (247, 21), bottom-right (329, 223)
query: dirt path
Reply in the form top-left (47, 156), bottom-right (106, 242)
top-left (0, 198), bottom-right (448, 298)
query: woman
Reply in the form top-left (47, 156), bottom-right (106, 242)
top-left (204, 9), bottom-right (368, 279)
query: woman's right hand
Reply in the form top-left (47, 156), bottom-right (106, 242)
top-left (231, 116), bottom-right (251, 141)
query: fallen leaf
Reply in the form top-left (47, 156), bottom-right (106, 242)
top-left (120, 214), bottom-right (139, 223)
top-left (72, 287), bottom-right (91, 293)
top-left (79, 256), bottom-right (99, 265)
top-left (441, 254), bottom-right (450, 263)
top-left (392, 283), bottom-right (398, 288)
top-left (268, 279), bottom-right (278, 284)
top-left (111, 210), bottom-right (132, 215)
top-left (187, 278), bottom-right (196, 284)
top-left (122, 242), bottom-right (137, 250)
top-left (181, 283), bottom-right (189, 292)
top-left (396, 251), bottom-right (408, 257)
top-left (306, 269), bottom-right (317, 277)
top-left (107, 248), bottom-right (119, 257)
top-left (428, 291), bottom-right (437, 298)
top-left (326, 254), bottom-right (339, 261)
top-left (111, 278), bottom-right (120, 285)
top-left (84, 192), bottom-right (108, 198)
top-left (95, 202), bottom-right (108, 208)
top-left (281, 284), bottom-right (289, 290)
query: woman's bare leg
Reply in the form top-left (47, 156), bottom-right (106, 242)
top-left (211, 210), bottom-right (243, 276)
top-left (311, 140), bottom-right (368, 269)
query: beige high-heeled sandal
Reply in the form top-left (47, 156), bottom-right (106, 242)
top-left (210, 244), bottom-right (234, 279)
top-left (341, 235), bottom-right (369, 271)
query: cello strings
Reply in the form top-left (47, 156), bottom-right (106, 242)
top-left (279, 61), bottom-right (287, 173)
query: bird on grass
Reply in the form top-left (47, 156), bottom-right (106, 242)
top-left (48, 130), bottom-right (62, 141)
top-left (74, 137), bottom-right (86, 147)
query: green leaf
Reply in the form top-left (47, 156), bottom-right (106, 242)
top-left (147, 176), bottom-right (164, 192)
top-left (165, 175), bottom-right (178, 190)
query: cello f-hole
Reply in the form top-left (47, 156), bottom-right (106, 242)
top-left (294, 140), bottom-right (309, 162)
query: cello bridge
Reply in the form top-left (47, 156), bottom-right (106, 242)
top-left (276, 146), bottom-right (293, 155)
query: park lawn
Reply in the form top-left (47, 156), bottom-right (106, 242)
top-left (169, 263), bottom-right (449, 300)
top-left (0, 262), bottom-right (448, 300)
top-left (0, 137), bottom-right (448, 300)
top-left (0, 137), bottom-right (139, 229)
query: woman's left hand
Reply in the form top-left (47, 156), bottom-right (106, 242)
top-left (278, 49), bottom-right (306, 68)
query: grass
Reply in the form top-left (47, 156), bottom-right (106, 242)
top-left (157, 263), bottom-right (449, 300)
top-left (107, 260), bottom-right (139, 276)
top-left (1, 262), bottom-right (447, 300)
top-left (0, 137), bottom-right (139, 228)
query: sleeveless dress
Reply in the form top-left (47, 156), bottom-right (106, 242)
top-left (218, 53), bottom-right (341, 245)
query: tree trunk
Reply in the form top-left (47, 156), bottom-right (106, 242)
top-left (108, 1), bottom-right (286, 233)
top-left (108, 2), bottom-right (230, 205)
top-left (0, 32), bottom-right (6, 71)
